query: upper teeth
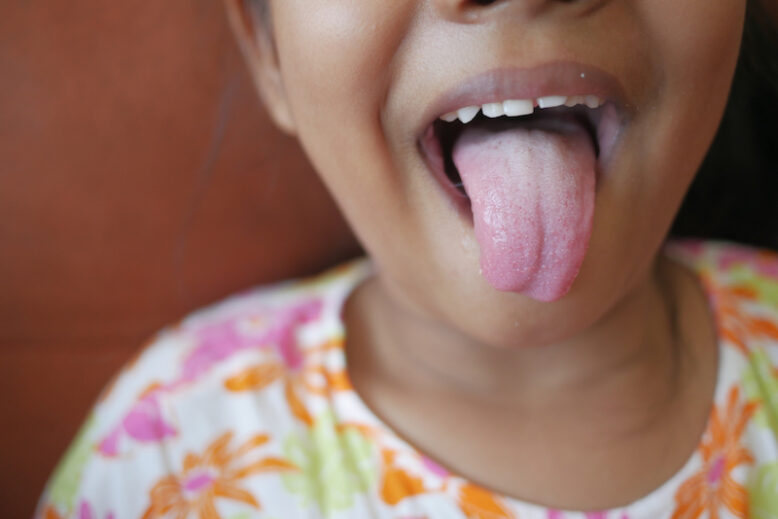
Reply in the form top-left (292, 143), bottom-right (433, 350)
top-left (440, 95), bottom-right (604, 124)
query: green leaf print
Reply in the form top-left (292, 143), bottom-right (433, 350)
top-left (47, 414), bottom-right (97, 513)
top-left (281, 411), bottom-right (377, 516)
top-left (730, 265), bottom-right (778, 306)
top-left (750, 462), bottom-right (778, 519)
top-left (743, 348), bottom-right (778, 435)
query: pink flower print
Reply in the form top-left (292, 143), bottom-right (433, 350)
top-left (182, 299), bottom-right (323, 381)
top-left (267, 320), bottom-right (305, 370)
top-left (676, 239), bottom-right (706, 257)
top-left (98, 391), bottom-right (176, 456)
top-left (548, 511), bottom-right (625, 519)
top-left (421, 456), bottom-right (450, 478)
top-left (718, 246), bottom-right (778, 279)
top-left (97, 426), bottom-right (122, 457)
top-left (122, 393), bottom-right (176, 441)
top-left (78, 500), bottom-right (115, 519)
top-left (181, 321), bottom-right (247, 380)
top-left (664, 240), bottom-right (707, 262)
top-left (98, 299), bottom-right (323, 456)
top-left (265, 299), bottom-right (323, 369)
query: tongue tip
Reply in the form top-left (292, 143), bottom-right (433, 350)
top-left (479, 228), bottom-right (592, 303)
top-left (482, 264), bottom-right (580, 303)
top-left (454, 117), bottom-right (597, 305)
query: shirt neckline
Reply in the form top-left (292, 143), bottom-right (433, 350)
top-left (325, 241), bottom-right (726, 517)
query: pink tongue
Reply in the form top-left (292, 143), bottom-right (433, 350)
top-left (452, 123), bottom-right (595, 302)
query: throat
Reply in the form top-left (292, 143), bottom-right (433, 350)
top-left (343, 260), bottom-right (686, 409)
top-left (341, 258), bottom-right (717, 511)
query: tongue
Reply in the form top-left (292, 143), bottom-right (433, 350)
top-left (452, 122), bottom-right (596, 302)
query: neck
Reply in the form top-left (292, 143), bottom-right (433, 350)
top-left (342, 254), bottom-right (718, 509)
top-left (346, 255), bottom-right (684, 418)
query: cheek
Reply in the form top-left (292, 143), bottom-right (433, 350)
top-left (644, 0), bottom-right (745, 86)
top-left (627, 0), bottom-right (745, 223)
top-left (271, 1), bottom-right (415, 217)
top-left (272, 1), bottom-right (412, 133)
top-left (581, 1), bottom-right (745, 298)
top-left (638, 0), bottom-right (745, 170)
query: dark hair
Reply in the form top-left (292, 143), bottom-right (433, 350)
top-left (670, 0), bottom-right (778, 250)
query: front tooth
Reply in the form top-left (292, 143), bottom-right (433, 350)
top-left (565, 95), bottom-right (585, 107)
top-left (440, 111), bottom-right (458, 122)
top-left (503, 99), bottom-right (534, 117)
top-left (537, 96), bottom-right (567, 109)
top-left (482, 102), bottom-right (505, 118)
top-left (585, 95), bottom-right (602, 108)
top-left (457, 106), bottom-right (480, 124)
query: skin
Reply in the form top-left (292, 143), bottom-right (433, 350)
top-left (224, 0), bottom-right (745, 510)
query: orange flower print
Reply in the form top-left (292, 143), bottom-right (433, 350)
top-left (42, 501), bottom-right (114, 519)
top-left (671, 386), bottom-right (758, 519)
top-left (225, 337), bottom-right (351, 426)
top-left (708, 276), bottom-right (778, 356)
top-left (142, 431), bottom-right (297, 518)
top-left (380, 449), bottom-right (431, 506)
top-left (709, 282), bottom-right (759, 356)
top-left (41, 506), bottom-right (64, 519)
top-left (458, 483), bottom-right (515, 519)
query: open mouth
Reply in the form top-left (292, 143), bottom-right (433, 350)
top-left (419, 95), bottom-right (621, 204)
top-left (413, 64), bottom-right (629, 300)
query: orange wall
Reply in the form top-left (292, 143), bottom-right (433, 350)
top-left (0, 2), bottom-right (359, 516)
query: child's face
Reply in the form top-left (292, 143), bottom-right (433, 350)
top-left (241, 0), bottom-right (745, 346)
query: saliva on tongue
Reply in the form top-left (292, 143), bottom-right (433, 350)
top-left (451, 115), bottom-right (596, 302)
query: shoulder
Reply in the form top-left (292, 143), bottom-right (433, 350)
top-left (83, 258), bottom-right (369, 457)
top-left (666, 238), bottom-right (778, 320)
top-left (666, 240), bottom-right (778, 494)
top-left (36, 259), bottom-right (371, 519)
top-left (665, 239), bottom-right (778, 288)
top-left (666, 239), bottom-right (778, 363)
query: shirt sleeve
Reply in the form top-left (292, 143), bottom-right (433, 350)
top-left (33, 326), bottom-right (193, 519)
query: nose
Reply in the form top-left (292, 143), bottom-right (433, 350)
top-left (431, 0), bottom-right (584, 24)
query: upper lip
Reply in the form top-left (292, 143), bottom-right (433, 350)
top-left (416, 61), bottom-right (631, 139)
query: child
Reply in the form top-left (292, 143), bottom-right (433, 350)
top-left (37, 0), bottom-right (778, 517)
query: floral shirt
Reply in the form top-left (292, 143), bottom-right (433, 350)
top-left (37, 240), bottom-right (778, 519)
